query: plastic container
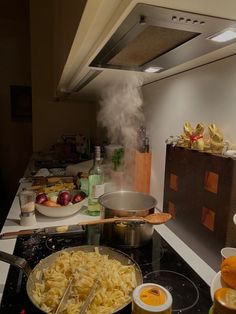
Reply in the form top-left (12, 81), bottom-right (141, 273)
top-left (132, 283), bottom-right (172, 314)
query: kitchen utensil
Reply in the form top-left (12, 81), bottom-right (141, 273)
top-left (55, 275), bottom-right (74, 314)
top-left (79, 276), bottom-right (100, 314)
top-left (0, 245), bottom-right (143, 313)
top-left (0, 212), bottom-right (171, 239)
top-left (99, 190), bottom-right (158, 248)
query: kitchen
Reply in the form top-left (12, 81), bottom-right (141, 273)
top-left (1, 0), bottom-right (236, 313)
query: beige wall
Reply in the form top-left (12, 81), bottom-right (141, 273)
top-left (0, 0), bottom-right (32, 200)
top-left (30, 0), bottom-right (97, 152)
top-left (143, 54), bottom-right (236, 210)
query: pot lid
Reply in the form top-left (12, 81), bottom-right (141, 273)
top-left (98, 190), bottom-right (157, 211)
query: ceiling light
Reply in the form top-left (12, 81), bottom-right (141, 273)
top-left (144, 66), bottom-right (163, 73)
top-left (208, 28), bottom-right (236, 42)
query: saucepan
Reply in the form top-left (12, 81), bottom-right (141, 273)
top-left (0, 245), bottom-right (142, 313)
top-left (99, 190), bottom-right (158, 248)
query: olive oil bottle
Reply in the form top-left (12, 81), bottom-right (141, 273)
top-left (87, 146), bottom-right (104, 216)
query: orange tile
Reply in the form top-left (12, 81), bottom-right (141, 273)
top-left (204, 171), bottom-right (219, 194)
top-left (170, 173), bottom-right (178, 191)
top-left (201, 206), bottom-right (215, 231)
top-left (168, 201), bottom-right (176, 219)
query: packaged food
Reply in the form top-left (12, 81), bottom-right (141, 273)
top-left (132, 283), bottom-right (172, 314)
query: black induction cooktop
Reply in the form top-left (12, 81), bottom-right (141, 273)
top-left (0, 228), bottom-right (212, 314)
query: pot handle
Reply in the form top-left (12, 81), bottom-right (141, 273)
top-left (0, 250), bottom-right (31, 277)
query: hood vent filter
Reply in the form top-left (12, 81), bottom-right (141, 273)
top-left (90, 4), bottom-right (236, 73)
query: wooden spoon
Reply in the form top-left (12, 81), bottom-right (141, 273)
top-left (80, 212), bottom-right (172, 226)
top-left (0, 213), bottom-right (172, 239)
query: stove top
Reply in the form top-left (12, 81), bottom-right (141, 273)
top-left (0, 228), bottom-right (212, 313)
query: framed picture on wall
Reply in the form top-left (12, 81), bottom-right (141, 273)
top-left (10, 85), bottom-right (32, 122)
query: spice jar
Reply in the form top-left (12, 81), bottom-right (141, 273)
top-left (209, 288), bottom-right (236, 314)
top-left (132, 283), bottom-right (172, 314)
top-left (19, 190), bottom-right (37, 226)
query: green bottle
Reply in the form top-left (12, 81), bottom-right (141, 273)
top-left (87, 146), bottom-right (104, 216)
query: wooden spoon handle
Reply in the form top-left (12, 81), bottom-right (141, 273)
top-left (78, 217), bottom-right (118, 226)
top-left (78, 217), bottom-right (144, 226)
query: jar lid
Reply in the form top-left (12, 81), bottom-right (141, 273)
top-left (133, 283), bottom-right (172, 312)
top-left (214, 288), bottom-right (236, 314)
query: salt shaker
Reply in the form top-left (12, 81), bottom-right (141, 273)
top-left (19, 190), bottom-right (37, 226)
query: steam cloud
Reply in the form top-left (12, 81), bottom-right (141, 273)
top-left (97, 75), bottom-right (145, 190)
top-left (97, 75), bottom-right (145, 149)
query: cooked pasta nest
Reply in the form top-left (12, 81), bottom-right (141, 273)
top-left (32, 248), bottom-right (137, 314)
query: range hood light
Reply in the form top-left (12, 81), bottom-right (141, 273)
top-left (208, 28), bottom-right (236, 42)
top-left (144, 66), bottom-right (163, 73)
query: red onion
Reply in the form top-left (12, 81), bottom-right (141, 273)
top-left (36, 193), bottom-right (48, 204)
top-left (57, 191), bottom-right (71, 206)
top-left (72, 191), bottom-right (86, 204)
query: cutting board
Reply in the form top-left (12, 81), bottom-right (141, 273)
top-left (134, 151), bottom-right (152, 193)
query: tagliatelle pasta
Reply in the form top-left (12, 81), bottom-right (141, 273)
top-left (32, 249), bottom-right (137, 314)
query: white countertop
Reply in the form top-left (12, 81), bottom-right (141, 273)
top-left (0, 182), bottom-right (216, 302)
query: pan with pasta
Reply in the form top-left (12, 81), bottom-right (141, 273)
top-left (26, 245), bottom-right (143, 314)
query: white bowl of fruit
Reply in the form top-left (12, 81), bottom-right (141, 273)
top-left (35, 190), bottom-right (87, 217)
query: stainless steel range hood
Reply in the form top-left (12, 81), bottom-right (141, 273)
top-left (57, 0), bottom-right (236, 99)
top-left (90, 3), bottom-right (236, 73)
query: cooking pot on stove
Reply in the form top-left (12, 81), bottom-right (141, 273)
top-left (99, 190), bottom-right (157, 248)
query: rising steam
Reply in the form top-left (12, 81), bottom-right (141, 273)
top-left (97, 75), bottom-right (144, 149)
top-left (97, 75), bottom-right (145, 190)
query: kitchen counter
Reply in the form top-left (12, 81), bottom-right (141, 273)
top-left (0, 182), bottom-right (216, 303)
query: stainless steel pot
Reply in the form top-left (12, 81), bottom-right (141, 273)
top-left (98, 190), bottom-right (157, 248)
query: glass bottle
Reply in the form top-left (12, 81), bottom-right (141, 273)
top-left (87, 146), bottom-right (104, 216)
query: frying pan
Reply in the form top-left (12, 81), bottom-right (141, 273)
top-left (0, 245), bottom-right (143, 313)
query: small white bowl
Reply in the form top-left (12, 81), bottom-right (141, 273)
top-left (36, 198), bottom-right (87, 218)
